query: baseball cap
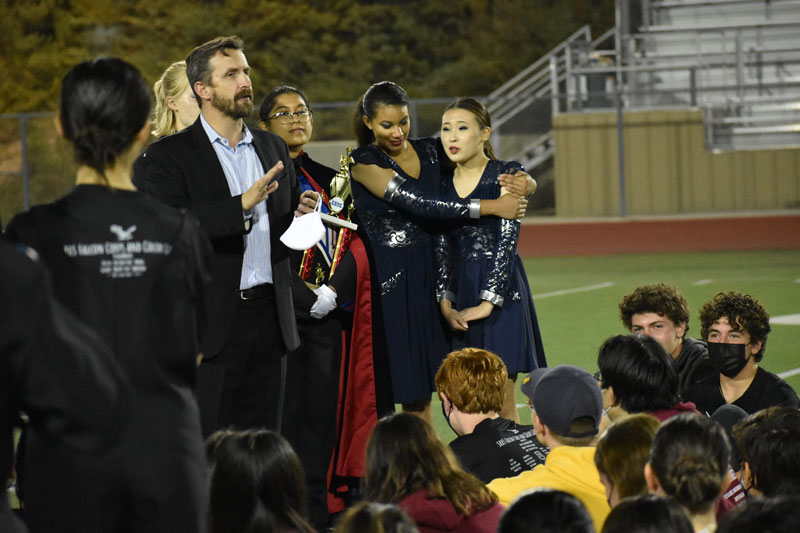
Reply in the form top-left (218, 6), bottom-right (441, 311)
top-left (520, 365), bottom-right (603, 438)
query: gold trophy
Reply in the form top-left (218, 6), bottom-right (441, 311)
top-left (329, 147), bottom-right (355, 278)
top-left (297, 147), bottom-right (356, 282)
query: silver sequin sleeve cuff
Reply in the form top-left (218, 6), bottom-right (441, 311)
top-left (383, 173), bottom-right (406, 202)
top-left (469, 199), bottom-right (481, 219)
top-left (479, 289), bottom-right (504, 306)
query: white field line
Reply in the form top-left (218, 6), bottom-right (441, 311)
top-left (779, 368), bottom-right (800, 379)
top-left (534, 282), bottom-right (615, 300)
top-left (693, 279), bottom-right (713, 286)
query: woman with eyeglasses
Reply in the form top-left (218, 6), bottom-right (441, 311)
top-left (259, 85), bottom-right (384, 529)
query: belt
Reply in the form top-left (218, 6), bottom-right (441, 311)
top-left (239, 283), bottom-right (273, 300)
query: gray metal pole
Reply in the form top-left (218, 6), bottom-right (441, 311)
top-left (550, 56), bottom-right (560, 116)
top-left (615, 78), bottom-right (627, 218)
top-left (21, 117), bottom-right (30, 211)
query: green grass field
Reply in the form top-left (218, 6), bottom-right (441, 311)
top-left (431, 249), bottom-right (800, 440)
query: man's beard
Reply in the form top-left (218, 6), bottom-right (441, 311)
top-left (211, 88), bottom-right (253, 119)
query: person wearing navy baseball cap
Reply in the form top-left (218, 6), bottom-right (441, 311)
top-left (488, 365), bottom-right (610, 531)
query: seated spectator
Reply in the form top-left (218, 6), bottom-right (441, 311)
top-left (597, 334), bottom-right (698, 421)
top-left (497, 488), bottom-right (594, 533)
top-left (602, 494), bottom-right (694, 533)
top-left (488, 365), bottom-right (610, 531)
top-left (717, 495), bottom-right (800, 533)
top-left (732, 406), bottom-right (800, 498)
top-left (364, 413), bottom-right (504, 533)
top-left (204, 428), bottom-right (236, 487)
top-left (619, 284), bottom-right (713, 393)
top-left (645, 413), bottom-right (730, 532)
top-left (683, 292), bottom-right (799, 415)
top-left (335, 502), bottom-right (419, 533)
top-left (710, 405), bottom-right (748, 510)
top-left (594, 413), bottom-right (661, 507)
top-left (209, 429), bottom-right (314, 533)
top-left (434, 348), bottom-right (548, 483)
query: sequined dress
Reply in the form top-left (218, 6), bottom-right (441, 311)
top-left (351, 138), bottom-right (450, 404)
top-left (435, 159), bottom-right (546, 374)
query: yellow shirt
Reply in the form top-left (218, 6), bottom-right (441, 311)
top-left (487, 446), bottom-right (610, 531)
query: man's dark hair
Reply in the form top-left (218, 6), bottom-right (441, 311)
top-left (699, 291), bottom-right (770, 361)
top-left (733, 406), bottom-right (800, 497)
top-left (619, 284), bottom-right (690, 336)
top-left (602, 494), bottom-right (694, 533)
top-left (499, 489), bottom-right (594, 533)
top-left (185, 35), bottom-right (244, 100)
top-left (597, 334), bottom-right (680, 413)
top-left (717, 496), bottom-right (800, 533)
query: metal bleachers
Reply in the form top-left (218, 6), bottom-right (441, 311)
top-left (627, 0), bottom-right (800, 149)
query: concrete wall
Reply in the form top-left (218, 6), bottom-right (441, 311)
top-left (553, 109), bottom-right (800, 217)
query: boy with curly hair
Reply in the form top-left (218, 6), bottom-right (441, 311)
top-left (618, 284), bottom-right (713, 393)
top-left (683, 291), bottom-right (798, 415)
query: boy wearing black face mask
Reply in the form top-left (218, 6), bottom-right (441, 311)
top-left (683, 291), bottom-right (799, 415)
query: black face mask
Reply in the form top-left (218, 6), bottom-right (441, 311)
top-left (441, 402), bottom-right (458, 436)
top-left (708, 342), bottom-right (750, 378)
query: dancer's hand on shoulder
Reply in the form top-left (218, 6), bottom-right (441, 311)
top-left (498, 170), bottom-right (537, 197)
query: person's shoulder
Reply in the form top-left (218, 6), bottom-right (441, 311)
top-left (251, 127), bottom-right (285, 148)
top-left (300, 153), bottom-right (337, 180)
top-left (412, 137), bottom-right (441, 162)
top-left (351, 144), bottom-right (389, 167)
top-left (0, 237), bottom-right (43, 283)
top-left (5, 200), bottom-right (57, 243)
top-left (142, 126), bottom-right (196, 161)
top-left (756, 367), bottom-right (800, 403)
top-left (492, 159), bottom-right (525, 175)
top-left (487, 462), bottom-right (544, 492)
top-left (681, 337), bottom-right (708, 356)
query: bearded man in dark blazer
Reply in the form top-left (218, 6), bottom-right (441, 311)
top-left (135, 36), bottom-right (307, 435)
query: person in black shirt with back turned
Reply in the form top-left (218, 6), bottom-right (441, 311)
top-left (7, 57), bottom-right (212, 533)
top-left (435, 348), bottom-right (548, 484)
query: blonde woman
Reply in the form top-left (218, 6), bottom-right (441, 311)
top-left (134, 60), bottom-right (199, 190)
top-left (152, 60), bottom-right (199, 137)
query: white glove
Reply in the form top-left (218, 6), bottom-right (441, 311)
top-left (310, 284), bottom-right (337, 319)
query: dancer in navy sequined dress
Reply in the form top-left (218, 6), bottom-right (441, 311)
top-left (349, 82), bottom-right (530, 420)
top-left (436, 98), bottom-right (546, 421)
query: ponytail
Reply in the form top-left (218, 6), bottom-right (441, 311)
top-left (60, 58), bottom-right (150, 180)
top-left (353, 96), bottom-right (374, 147)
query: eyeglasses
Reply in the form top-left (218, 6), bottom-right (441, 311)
top-left (268, 109), bottom-right (312, 125)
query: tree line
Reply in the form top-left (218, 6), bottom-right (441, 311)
top-left (3, 0), bottom-right (614, 114)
